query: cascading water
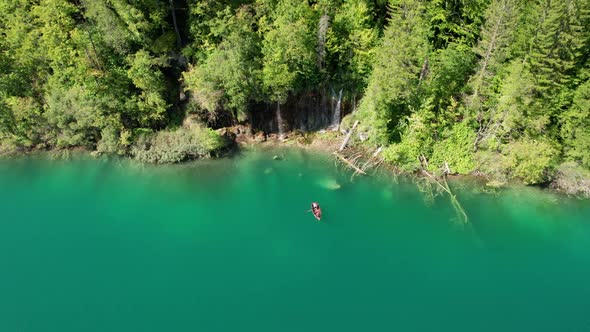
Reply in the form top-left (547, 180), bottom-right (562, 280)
top-left (276, 101), bottom-right (284, 139)
top-left (331, 88), bottom-right (343, 130)
top-left (317, 15), bottom-right (329, 70)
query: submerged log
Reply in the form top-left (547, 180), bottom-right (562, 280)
top-left (361, 146), bottom-right (383, 172)
top-left (421, 169), bottom-right (469, 224)
top-left (333, 152), bottom-right (367, 175)
top-left (371, 146), bottom-right (383, 158)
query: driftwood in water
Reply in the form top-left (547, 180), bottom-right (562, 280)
top-left (418, 156), bottom-right (468, 224)
top-left (371, 146), bottom-right (383, 158)
top-left (421, 169), bottom-right (469, 224)
top-left (333, 152), bottom-right (367, 175)
top-left (340, 120), bottom-right (359, 151)
top-left (334, 122), bottom-right (383, 177)
top-left (361, 146), bottom-right (383, 172)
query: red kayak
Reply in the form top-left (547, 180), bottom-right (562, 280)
top-left (311, 202), bottom-right (322, 221)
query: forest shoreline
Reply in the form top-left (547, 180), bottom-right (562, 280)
top-left (2, 1), bottom-right (588, 199)
top-left (4, 126), bottom-right (587, 199)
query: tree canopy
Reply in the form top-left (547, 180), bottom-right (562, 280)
top-left (1, 0), bottom-right (589, 188)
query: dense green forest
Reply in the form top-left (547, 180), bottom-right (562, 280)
top-left (1, 0), bottom-right (589, 190)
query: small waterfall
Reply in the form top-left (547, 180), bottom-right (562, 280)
top-left (276, 101), bottom-right (284, 138)
top-left (317, 15), bottom-right (330, 70)
top-left (331, 88), bottom-right (343, 130)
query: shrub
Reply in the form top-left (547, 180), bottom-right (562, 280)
top-left (474, 150), bottom-right (509, 186)
top-left (429, 122), bottom-right (476, 174)
top-left (551, 162), bottom-right (590, 197)
top-left (383, 141), bottom-right (423, 173)
top-left (96, 126), bottom-right (122, 155)
top-left (500, 137), bottom-right (559, 184)
top-left (131, 125), bottom-right (226, 163)
top-left (382, 110), bottom-right (435, 172)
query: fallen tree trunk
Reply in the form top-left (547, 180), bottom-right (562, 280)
top-left (421, 169), bottom-right (469, 224)
top-left (333, 151), bottom-right (367, 175)
top-left (339, 120), bottom-right (359, 151)
top-left (361, 146), bottom-right (383, 171)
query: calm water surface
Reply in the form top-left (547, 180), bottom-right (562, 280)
top-left (0, 148), bottom-right (589, 331)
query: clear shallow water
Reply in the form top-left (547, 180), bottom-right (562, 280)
top-left (0, 148), bottom-right (589, 332)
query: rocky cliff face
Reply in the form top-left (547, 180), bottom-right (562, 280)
top-left (248, 89), bottom-right (351, 134)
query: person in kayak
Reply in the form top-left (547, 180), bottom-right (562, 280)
top-left (311, 202), bottom-right (322, 221)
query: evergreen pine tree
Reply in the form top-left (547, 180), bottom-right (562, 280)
top-left (355, 0), bottom-right (430, 144)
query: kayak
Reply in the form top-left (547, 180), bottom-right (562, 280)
top-left (311, 202), bottom-right (322, 221)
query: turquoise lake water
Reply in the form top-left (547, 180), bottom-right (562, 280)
top-left (0, 148), bottom-right (589, 331)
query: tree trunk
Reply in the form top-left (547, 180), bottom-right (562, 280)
top-left (339, 120), bottom-right (359, 151)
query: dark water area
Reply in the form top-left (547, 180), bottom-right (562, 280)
top-left (0, 148), bottom-right (589, 331)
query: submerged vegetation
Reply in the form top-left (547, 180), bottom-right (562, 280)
top-left (0, 0), bottom-right (589, 193)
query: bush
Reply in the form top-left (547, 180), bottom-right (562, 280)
top-left (500, 137), bottom-right (559, 184)
top-left (96, 126), bottom-right (122, 155)
top-left (551, 162), bottom-right (590, 197)
top-left (429, 122), bottom-right (476, 174)
top-left (474, 150), bottom-right (509, 186)
top-left (383, 141), bottom-right (423, 173)
top-left (382, 110), bottom-right (435, 172)
top-left (131, 125), bottom-right (226, 163)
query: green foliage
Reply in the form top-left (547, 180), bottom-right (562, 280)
top-left (552, 162), bottom-right (590, 197)
top-left (44, 84), bottom-right (104, 149)
top-left (356, 0), bottom-right (430, 144)
top-left (526, 0), bottom-right (587, 95)
top-left (81, 0), bottom-right (170, 54)
top-left (1, 95), bottom-right (43, 147)
top-left (500, 137), bottom-right (559, 184)
top-left (126, 50), bottom-right (169, 126)
top-left (0, 0), bottom-right (589, 189)
top-left (183, 64), bottom-right (224, 114)
top-left (382, 108), bottom-right (436, 172)
top-left (561, 78), bottom-right (590, 167)
top-left (465, 0), bottom-right (519, 114)
top-left (96, 124), bottom-right (131, 155)
top-left (80, 0), bottom-right (135, 53)
top-left (131, 125), bottom-right (226, 163)
top-left (0, 0), bottom-right (177, 153)
top-left (185, 0), bottom-right (248, 59)
top-left (325, 0), bottom-right (379, 93)
top-left (426, 0), bottom-right (489, 49)
top-left (260, 0), bottom-right (317, 102)
top-left (471, 59), bottom-right (536, 149)
top-left (183, 6), bottom-right (260, 121)
top-left (421, 43), bottom-right (476, 114)
top-left (475, 137), bottom-right (559, 185)
top-left (429, 122), bottom-right (476, 174)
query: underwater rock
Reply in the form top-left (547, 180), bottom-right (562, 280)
top-left (318, 178), bottom-right (342, 190)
